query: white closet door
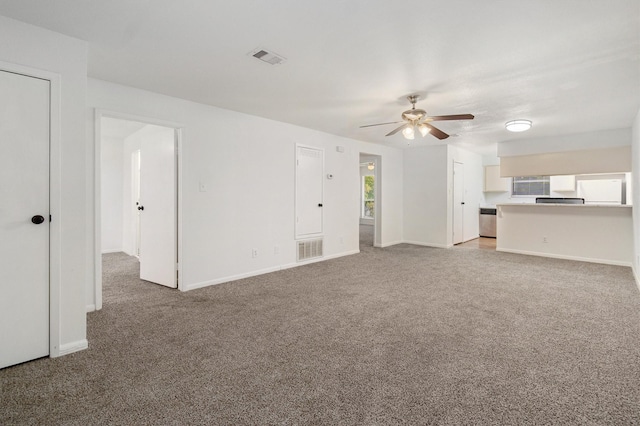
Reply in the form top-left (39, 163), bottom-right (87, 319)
top-left (295, 146), bottom-right (324, 237)
top-left (138, 127), bottom-right (177, 288)
top-left (0, 70), bottom-right (50, 369)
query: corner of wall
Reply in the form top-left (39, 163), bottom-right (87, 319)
top-left (632, 108), bottom-right (640, 292)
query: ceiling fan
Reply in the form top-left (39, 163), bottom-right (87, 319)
top-left (360, 95), bottom-right (474, 141)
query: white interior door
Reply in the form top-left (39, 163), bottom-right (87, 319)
top-left (0, 70), bottom-right (50, 369)
top-left (138, 126), bottom-right (177, 288)
top-left (453, 162), bottom-right (464, 245)
top-left (132, 150), bottom-right (141, 257)
top-left (295, 146), bottom-right (324, 237)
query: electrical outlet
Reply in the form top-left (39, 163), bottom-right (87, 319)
top-left (543, 236), bottom-right (548, 243)
top-left (274, 246), bottom-right (280, 255)
top-left (252, 248), bottom-right (258, 258)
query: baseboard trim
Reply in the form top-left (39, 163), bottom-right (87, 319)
top-left (375, 240), bottom-right (402, 248)
top-left (462, 235), bottom-right (481, 244)
top-left (101, 248), bottom-right (122, 254)
top-left (633, 265), bottom-right (640, 294)
top-left (86, 304), bottom-right (96, 313)
top-left (184, 250), bottom-right (360, 292)
top-left (186, 265), bottom-right (283, 291)
top-left (402, 240), bottom-right (450, 249)
top-left (55, 339), bottom-right (88, 357)
top-left (496, 248), bottom-right (633, 267)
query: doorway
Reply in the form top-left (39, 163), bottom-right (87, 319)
top-left (96, 113), bottom-right (182, 309)
top-left (359, 153), bottom-right (380, 250)
top-left (132, 149), bottom-right (141, 257)
top-left (453, 161), bottom-right (465, 245)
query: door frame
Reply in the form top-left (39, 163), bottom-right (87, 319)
top-left (132, 149), bottom-right (141, 257)
top-left (94, 109), bottom-right (184, 308)
top-left (452, 161), bottom-right (464, 245)
top-left (0, 60), bottom-right (62, 357)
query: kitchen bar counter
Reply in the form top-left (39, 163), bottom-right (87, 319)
top-left (497, 203), bottom-right (632, 208)
top-left (496, 203), bottom-right (633, 266)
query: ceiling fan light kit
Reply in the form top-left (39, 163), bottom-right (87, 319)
top-left (402, 126), bottom-right (415, 139)
top-left (505, 119), bottom-right (532, 132)
top-left (360, 95), bottom-right (474, 142)
top-left (418, 123), bottom-right (430, 137)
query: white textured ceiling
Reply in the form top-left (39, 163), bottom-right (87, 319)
top-left (1, 0), bottom-right (638, 154)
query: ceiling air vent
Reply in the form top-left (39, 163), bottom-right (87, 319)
top-left (249, 48), bottom-right (287, 65)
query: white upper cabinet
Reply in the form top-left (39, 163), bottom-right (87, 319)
top-left (484, 165), bottom-right (510, 192)
top-left (550, 175), bottom-right (576, 192)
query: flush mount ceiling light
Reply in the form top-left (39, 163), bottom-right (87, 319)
top-left (367, 162), bottom-right (375, 170)
top-left (505, 119), bottom-right (532, 132)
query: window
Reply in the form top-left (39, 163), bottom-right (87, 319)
top-left (512, 176), bottom-right (550, 196)
top-left (362, 175), bottom-right (374, 218)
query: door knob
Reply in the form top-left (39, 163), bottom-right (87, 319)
top-left (31, 215), bottom-right (45, 224)
top-left (137, 206), bottom-right (144, 211)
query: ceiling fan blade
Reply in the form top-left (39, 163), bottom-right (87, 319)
top-left (360, 121), bottom-right (403, 128)
top-left (428, 114), bottom-right (475, 121)
top-left (385, 124), bottom-right (407, 136)
top-left (425, 123), bottom-right (449, 140)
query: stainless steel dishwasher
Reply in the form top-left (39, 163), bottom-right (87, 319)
top-left (479, 208), bottom-right (497, 238)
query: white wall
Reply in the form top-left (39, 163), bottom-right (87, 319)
top-left (497, 204), bottom-right (633, 266)
top-left (88, 78), bottom-right (404, 296)
top-left (499, 145), bottom-right (631, 177)
top-left (632, 109), bottom-right (640, 284)
top-left (101, 136), bottom-right (124, 252)
top-left (498, 128), bottom-right (631, 157)
top-left (402, 145), bottom-right (483, 248)
top-left (448, 146), bottom-right (483, 244)
top-left (0, 16), bottom-right (88, 353)
top-left (497, 128), bottom-right (632, 178)
top-left (378, 154), bottom-right (403, 247)
top-left (402, 145), bottom-right (449, 247)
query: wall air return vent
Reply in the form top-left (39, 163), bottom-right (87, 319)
top-left (297, 238), bottom-right (323, 262)
top-left (249, 48), bottom-right (287, 65)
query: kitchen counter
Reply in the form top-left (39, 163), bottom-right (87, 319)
top-left (497, 203), bottom-right (632, 208)
top-left (496, 203), bottom-right (633, 266)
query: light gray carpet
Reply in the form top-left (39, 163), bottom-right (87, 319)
top-left (2, 245), bottom-right (640, 425)
top-left (359, 224), bottom-right (374, 250)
